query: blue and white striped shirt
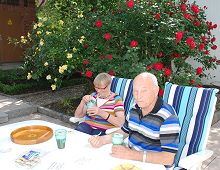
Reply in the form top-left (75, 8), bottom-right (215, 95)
top-left (122, 97), bottom-right (180, 153)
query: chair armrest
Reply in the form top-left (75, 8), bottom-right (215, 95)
top-left (69, 117), bottom-right (84, 124)
top-left (178, 150), bottom-right (213, 169)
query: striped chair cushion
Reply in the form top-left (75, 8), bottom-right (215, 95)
top-left (163, 82), bottom-right (219, 167)
top-left (110, 77), bottom-right (135, 116)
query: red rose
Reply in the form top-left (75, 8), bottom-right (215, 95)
top-left (104, 33), bottom-right (111, 40)
top-left (175, 31), bottom-right (184, 44)
top-left (154, 62), bottom-right (163, 71)
top-left (198, 43), bottom-right (205, 51)
top-left (184, 13), bottom-right (191, 19)
top-left (155, 13), bottom-right (161, 20)
top-left (211, 45), bottom-right (217, 50)
top-left (84, 43), bottom-right (89, 49)
top-left (204, 50), bottom-right (209, 54)
top-left (126, 0), bottom-right (134, 9)
top-left (85, 70), bottom-right (93, 78)
top-left (173, 53), bottom-right (180, 58)
top-left (196, 84), bottom-right (202, 88)
top-left (201, 36), bottom-right (206, 42)
top-left (196, 67), bottom-right (203, 75)
top-left (164, 68), bottom-right (172, 77)
top-left (95, 20), bottom-right (102, 28)
top-left (83, 59), bottom-right (89, 65)
top-left (180, 4), bottom-right (187, 12)
top-left (195, 20), bottom-right (201, 27)
top-left (183, 0), bottom-right (187, 2)
top-left (108, 70), bottom-right (115, 76)
top-left (130, 40), bottom-right (138, 48)
top-left (158, 52), bottom-right (163, 57)
top-left (107, 55), bottom-right (112, 60)
top-left (211, 37), bottom-right (216, 42)
top-left (213, 24), bottom-right (217, 29)
top-left (190, 79), bottom-right (195, 85)
top-left (186, 37), bottom-right (194, 44)
top-left (191, 4), bottom-right (200, 14)
top-left (147, 65), bottom-right (153, 70)
top-left (159, 88), bottom-right (164, 97)
top-left (190, 41), bottom-right (196, 50)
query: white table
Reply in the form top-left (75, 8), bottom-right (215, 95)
top-left (0, 120), bottom-right (165, 170)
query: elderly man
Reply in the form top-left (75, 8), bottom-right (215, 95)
top-left (89, 72), bottom-right (180, 166)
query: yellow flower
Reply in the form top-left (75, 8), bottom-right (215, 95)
top-left (54, 78), bottom-right (57, 82)
top-left (81, 36), bottom-right (85, 39)
top-left (46, 31), bottom-right (51, 35)
top-left (20, 36), bottom-right (27, 44)
top-left (72, 47), bottom-right (77, 52)
top-left (27, 73), bottom-right (32, 80)
top-left (59, 20), bottom-right (64, 25)
top-left (51, 84), bottom-right (56, 91)
top-left (78, 38), bottom-right (84, 44)
top-left (59, 65), bottom-right (68, 74)
top-left (44, 62), bottom-right (48, 66)
top-left (33, 24), bottom-right (37, 29)
top-left (46, 75), bottom-right (51, 80)
top-left (39, 39), bottom-right (44, 46)
top-left (38, 22), bottom-right (42, 27)
top-left (67, 53), bottom-right (73, 59)
top-left (78, 11), bottom-right (84, 18)
top-left (37, 31), bottom-right (42, 35)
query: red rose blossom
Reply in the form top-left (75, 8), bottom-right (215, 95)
top-left (190, 79), bottom-right (195, 85)
top-left (180, 4), bottom-right (187, 12)
top-left (191, 4), bottom-right (200, 14)
top-left (164, 68), bottom-right (172, 77)
top-left (155, 13), bottom-right (161, 20)
top-left (183, 0), bottom-right (187, 2)
top-left (176, 31), bottom-right (184, 44)
top-left (211, 37), bottom-right (216, 42)
top-left (211, 45), bottom-right (217, 50)
top-left (126, 0), bottom-right (134, 9)
top-left (159, 88), bottom-right (164, 97)
top-left (154, 62), bottom-right (163, 71)
top-left (196, 84), bottom-right (202, 88)
top-left (158, 52), bottom-right (163, 57)
top-left (195, 20), bottom-right (201, 27)
top-left (104, 33), bottom-right (111, 40)
top-left (147, 65), bottom-right (153, 70)
top-left (85, 70), bottom-right (93, 78)
top-left (184, 13), bottom-right (191, 19)
top-left (84, 43), bottom-right (89, 49)
top-left (201, 36), bottom-right (206, 42)
top-left (190, 41), bottom-right (196, 50)
top-left (198, 43), bottom-right (205, 51)
top-left (173, 53), bottom-right (180, 58)
top-left (204, 50), bottom-right (209, 55)
top-left (83, 59), bottom-right (89, 65)
top-left (130, 40), bottom-right (138, 48)
top-left (186, 37), bottom-right (194, 44)
top-left (196, 67), bottom-right (203, 75)
top-left (107, 55), bottom-right (113, 60)
top-left (213, 24), bottom-right (218, 29)
top-left (95, 20), bottom-right (102, 28)
top-left (108, 70), bottom-right (115, 76)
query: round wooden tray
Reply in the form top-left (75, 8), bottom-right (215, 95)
top-left (10, 125), bottom-right (53, 145)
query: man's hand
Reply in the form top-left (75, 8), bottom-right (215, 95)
top-left (111, 145), bottom-right (136, 160)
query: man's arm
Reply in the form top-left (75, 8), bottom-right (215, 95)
top-left (111, 146), bottom-right (175, 166)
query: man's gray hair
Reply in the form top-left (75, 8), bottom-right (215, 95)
top-left (139, 72), bottom-right (158, 86)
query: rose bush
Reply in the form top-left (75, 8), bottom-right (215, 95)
top-left (78, 0), bottom-right (219, 95)
top-left (17, 0), bottom-right (219, 94)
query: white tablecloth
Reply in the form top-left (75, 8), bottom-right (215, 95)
top-left (0, 120), bottom-right (165, 170)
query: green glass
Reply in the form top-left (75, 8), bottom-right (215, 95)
top-left (55, 129), bottom-right (67, 149)
top-left (112, 133), bottom-right (124, 145)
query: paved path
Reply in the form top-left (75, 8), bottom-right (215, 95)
top-left (0, 94), bottom-right (219, 169)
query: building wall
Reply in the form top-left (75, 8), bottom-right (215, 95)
top-left (187, 0), bottom-right (220, 86)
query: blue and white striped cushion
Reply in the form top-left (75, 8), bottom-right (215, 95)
top-left (110, 77), bottom-right (135, 116)
top-left (163, 82), bottom-right (219, 167)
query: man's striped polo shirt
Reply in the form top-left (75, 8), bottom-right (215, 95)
top-left (121, 97), bottom-right (180, 153)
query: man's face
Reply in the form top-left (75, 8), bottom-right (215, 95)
top-left (133, 77), bottom-right (158, 109)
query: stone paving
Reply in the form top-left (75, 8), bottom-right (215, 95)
top-left (0, 94), bottom-right (220, 169)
